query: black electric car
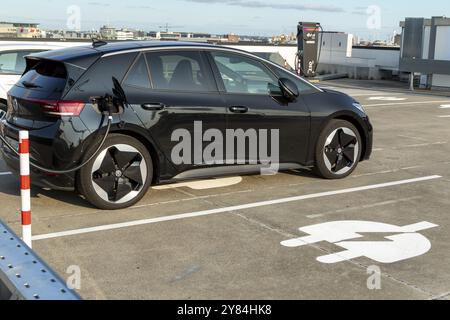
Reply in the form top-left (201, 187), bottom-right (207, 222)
top-left (0, 41), bottom-right (372, 210)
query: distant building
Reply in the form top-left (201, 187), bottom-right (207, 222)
top-left (317, 31), bottom-right (400, 80)
top-left (0, 22), bottom-right (41, 38)
top-left (100, 25), bottom-right (116, 40)
top-left (157, 31), bottom-right (182, 40)
top-left (116, 29), bottom-right (135, 41)
top-left (394, 34), bottom-right (402, 46)
top-left (64, 30), bottom-right (98, 40)
top-left (226, 33), bottom-right (240, 43)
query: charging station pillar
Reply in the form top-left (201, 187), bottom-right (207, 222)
top-left (19, 131), bottom-right (32, 248)
top-left (297, 22), bottom-right (321, 78)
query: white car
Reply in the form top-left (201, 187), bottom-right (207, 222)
top-left (0, 42), bottom-right (84, 116)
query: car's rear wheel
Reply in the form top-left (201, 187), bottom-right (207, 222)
top-left (314, 119), bottom-right (362, 179)
top-left (78, 134), bottom-right (153, 210)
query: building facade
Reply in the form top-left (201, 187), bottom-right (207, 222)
top-left (399, 16), bottom-right (450, 89)
top-left (0, 22), bottom-right (41, 38)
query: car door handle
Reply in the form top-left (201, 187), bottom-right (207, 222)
top-left (229, 106), bottom-right (249, 114)
top-left (141, 103), bottom-right (167, 111)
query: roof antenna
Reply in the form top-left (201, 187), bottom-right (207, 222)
top-left (92, 38), bottom-right (108, 48)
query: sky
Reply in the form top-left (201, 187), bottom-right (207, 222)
top-left (1, 0), bottom-right (449, 39)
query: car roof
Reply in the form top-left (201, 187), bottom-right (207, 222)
top-left (27, 41), bottom-right (256, 63)
top-left (92, 40), bottom-right (221, 53)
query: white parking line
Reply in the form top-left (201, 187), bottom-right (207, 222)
top-left (31, 175), bottom-right (442, 241)
top-left (0, 172), bottom-right (12, 176)
top-left (440, 104), bottom-right (450, 109)
top-left (364, 100), bottom-right (450, 108)
top-left (350, 93), bottom-right (396, 97)
top-left (438, 115), bottom-right (450, 118)
top-left (368, 97), bottom-right (407, 101)
top-left (371, 141), bottom-right (446, 152)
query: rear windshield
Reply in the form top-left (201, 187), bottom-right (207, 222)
top-left (17, 59), bottom-right (68, 99)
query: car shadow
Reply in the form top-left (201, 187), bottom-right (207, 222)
top-left (0, 174), bottom-right (95, 209)
top-left (284, 168), bottom-right (318, 179)
top-left (32, 188), bottom-right (96, 209)
top-left (0, 168), bottom-right (320, 211)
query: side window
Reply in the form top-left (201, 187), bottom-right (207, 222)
top-left (269, 65), bottom-right (319, 94)
top-left (68, 52), bottom-right (138, 99)
top-left (211, 51), bottom-right (279, 95)
top-left (146, 51), bottom-right (215, 92)
top-left (123, 54), bottom-right (151, 88)
top-left (0, 50), bottom-right (40, 75)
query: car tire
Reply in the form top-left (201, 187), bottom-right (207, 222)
top-left (78, 134), bottom-right (153, 210)
top-left (0, 101), bottom-right (6, 118)
top-left (314, 119), bottom-right (362, 179)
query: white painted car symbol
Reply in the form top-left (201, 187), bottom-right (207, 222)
top-left (281, 221), bottom-right (438, 264)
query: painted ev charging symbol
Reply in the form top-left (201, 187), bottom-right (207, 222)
top-left (281, 221), bottom-right (438, 264)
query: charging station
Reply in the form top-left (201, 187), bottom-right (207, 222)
top-left (296, 22), bottom-right (321, 78)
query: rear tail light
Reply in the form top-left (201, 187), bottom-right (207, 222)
top-left (30, 99), bottom-right (85, 117)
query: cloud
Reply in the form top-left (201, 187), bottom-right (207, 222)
top-left (183, 0), bottom-right (344, 13)
top-left (126, 5), bottom-right (153, 9)
top-left (88, 1), bottom-right (110, 7)
top-left (351, 6), bottom-right (368, 16)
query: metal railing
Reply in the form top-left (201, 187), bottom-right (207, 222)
top-left (0, 219), bottom-right (81, 300)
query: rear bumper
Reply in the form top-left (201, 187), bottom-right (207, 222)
top-left (0, 147), bottom-right (75, 191)
top-left (0, 119), bottom-right (86, 191)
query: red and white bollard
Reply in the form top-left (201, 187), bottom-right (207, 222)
top-left (19, 130), bottom-right (32, 248)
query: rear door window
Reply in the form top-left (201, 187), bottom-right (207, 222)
top-left (145, 51), bottom-right (216, 92)
top-left (123, 54), bottom-right (151, 89)
top-left (0, 50), bottom-right (43, 75)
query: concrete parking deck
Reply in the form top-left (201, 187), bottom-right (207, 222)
top-left (1, 80), bottom-right (450, 300)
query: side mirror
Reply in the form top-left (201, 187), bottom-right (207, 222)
top-left (278, 78), bottom-right (299, 101)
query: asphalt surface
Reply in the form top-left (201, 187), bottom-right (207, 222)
top-left (1, 79), bottom-right (450, 300)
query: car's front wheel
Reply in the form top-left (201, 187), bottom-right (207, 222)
top-left (0, 101), bottom-right (7, 119)
top-left (314, 119), bottom-right (362, 179)
top-left (78, 134), bottom-right (153, 210)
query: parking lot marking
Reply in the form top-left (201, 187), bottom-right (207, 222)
top-left (350, 93), bottom-right (396, 97)
top-left (364, 100), bottom-right (450, 108)
top-left (438, 115), bottom-right (450, 118)
top-left (440, 104), bottom-right (450, 109)
top-left (0, 172), bottom-right (12, 176)
top-left (281, 221), bottom-right (438, 264)
top-left (368, 97), bottom-right (407, 101)
top-left (31, 175), bottom-right (442, 241)
top-left (397, 135), bottom-right (428, 142)
top-left (372, 141), bottom-right (446, 152)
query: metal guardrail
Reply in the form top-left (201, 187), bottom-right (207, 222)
top-left (0, 219), bottom-right (80, 300)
